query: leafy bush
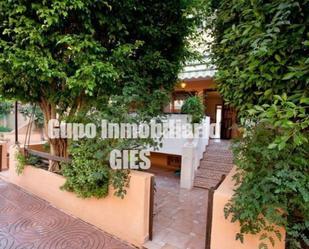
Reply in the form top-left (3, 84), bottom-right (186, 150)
top-left (16, 152), bottom-right (27, 175)
top-left (205, 0), bottom-right (309, 248)
top-left (222, 85), bottom-right (309, 249)
top-left (61, 105), bottom-right (153, 199)
top-left (181, 96), bottom-right (205, 123)
top-left (206, 0), bottom-right (308, 114)
top-left (61, 137), bottom-right (130, 199)
top-left (16, 152), bottom-right (40, 175)
top-left (226, 124), bottom-right (309, 249)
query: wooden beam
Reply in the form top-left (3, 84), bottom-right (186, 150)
top-left (25, 149), bottom-right (71, 163)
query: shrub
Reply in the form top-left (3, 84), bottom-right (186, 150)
top-left (16, 152), bottom-right (40, 175)
top-left (60, 105), bottom-right (153, 199)
top-left (205, 0), bottom-right (309, 248)
top-left (226, 124), bottom-right (309, 249)
top-left (181, 96), bottom-right (205, 123)
top-left (61, 137), bottom-right (130, 199)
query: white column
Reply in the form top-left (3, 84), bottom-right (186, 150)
top-left (180, 140), bottom-right (196, 189)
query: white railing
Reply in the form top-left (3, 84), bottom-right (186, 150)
top-left (180, 117), bottom-right (210, 189)
top-left (149, 114), bottom-right (210, 189)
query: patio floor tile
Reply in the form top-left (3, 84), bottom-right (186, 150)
top-left (144, 167), bottom-right (208, 249)
top-left (0, 179), bottom-right (134, 249)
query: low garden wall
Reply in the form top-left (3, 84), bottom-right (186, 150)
top-left (9, 145), bottom-right (153, 247)
top-left (211, 166), bottom-right (286, 249)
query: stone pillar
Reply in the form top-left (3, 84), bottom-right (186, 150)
top-left (180, 140), bottom-right (196, 189)
top-left (8, 145), bottom-right (19, 180)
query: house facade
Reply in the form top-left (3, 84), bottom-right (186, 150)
top-left (165, 60), bottom-right (238, 140)
top-left (149, 60), bottom-right (239, 189)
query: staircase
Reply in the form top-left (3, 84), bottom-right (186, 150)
top-left (194, 139), bottom-right (234, 189)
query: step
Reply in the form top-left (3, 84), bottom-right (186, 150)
top-left (195, 169), bottom-right (223, 180)
top-left (199, 161), bottom-right (233, 171)
top-left (204, 153), bottom-right (233, 158)
top-left (199, 165), bottom-right (233, 174)
top-left (202, 155), bottom-right (233, 164)
top-left (204, 149), bottom-right (233, 155)
top-left (194, 178), bottom-right (219, 189)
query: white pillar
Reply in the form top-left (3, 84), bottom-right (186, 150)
top-left (180, 140), bottom-right (196, 189)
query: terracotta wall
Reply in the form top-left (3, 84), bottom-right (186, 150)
top-left (211, 167), bottom-right (286, 249)
top-left (9, 146), bottom-right (153, 247)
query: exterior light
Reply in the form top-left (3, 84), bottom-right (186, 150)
top-left (180, 82), bottom-right (187, 89)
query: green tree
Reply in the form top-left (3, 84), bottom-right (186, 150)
top-left (0, 0), bottom-right (200, 171)
top-left (206, 0), bottom-right (309, 248)
top-left (207, 0), bottom-right (308, 112)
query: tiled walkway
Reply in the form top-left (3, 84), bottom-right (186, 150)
top-left (0, 179), bottom-right (133, 249)
top-left (144, 168), bottom-right (208, 249)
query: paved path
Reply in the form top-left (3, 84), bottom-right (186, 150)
top-left (194, 139), bottom-right (234, 189)
top-left (144, 168), bottom-right (207, 249)
top-left (0, 179), bottom-right (133, 249)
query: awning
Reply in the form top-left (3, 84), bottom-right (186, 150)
top-left (179, 59), bottom-right (216, 80)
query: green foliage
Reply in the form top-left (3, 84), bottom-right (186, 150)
top-left (16, 152), bottom-right (40, 175)
top-left (206, 0), bottom-right (309, 113)
top-left (61, 136), bottom-right (131, 199)
top-left (0, 126), bottom-right (12, 132)
top-left (61, 104), bottom-right (153, 199)
top-left (205, 0), bottom-right (309, 248)
top-left (181, 96), bottom-right (205, 123)
top-left (248, 93), bottom-right (309, 151)
top-left (109, 169), bottom-right (130, 199)
top-left (0, 0), bottom-right (200, 118)
top-left (19, 105), bottom-right (44, 128)
top-left (16, 152), bottom-right (27, 175)
top-left (61, 138), bottom-right (111, 199)
top-left (0, 98), bottom-right (12, 118)
top-left (42, 143), bottom-right (50, 152)
top-left (226, 124), bottom-right (309, 249)
top-left (0, 0), bottom-right (203, 169)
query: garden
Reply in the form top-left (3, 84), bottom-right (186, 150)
top-left (0, 0), bottom-right (308, 249)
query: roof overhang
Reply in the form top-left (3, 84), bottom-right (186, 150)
top-left (179, 62), bottom-right (216, 81)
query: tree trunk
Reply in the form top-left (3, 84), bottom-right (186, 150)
top-left (48, 138), bottom-right (68, 172)
top-left (39, 99), bottom-right (68, 172)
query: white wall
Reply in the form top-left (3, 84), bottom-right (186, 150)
top-left (149, 114), bottom-right (210, 189)
top-left (150, 115), bottom-right (210, 156)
